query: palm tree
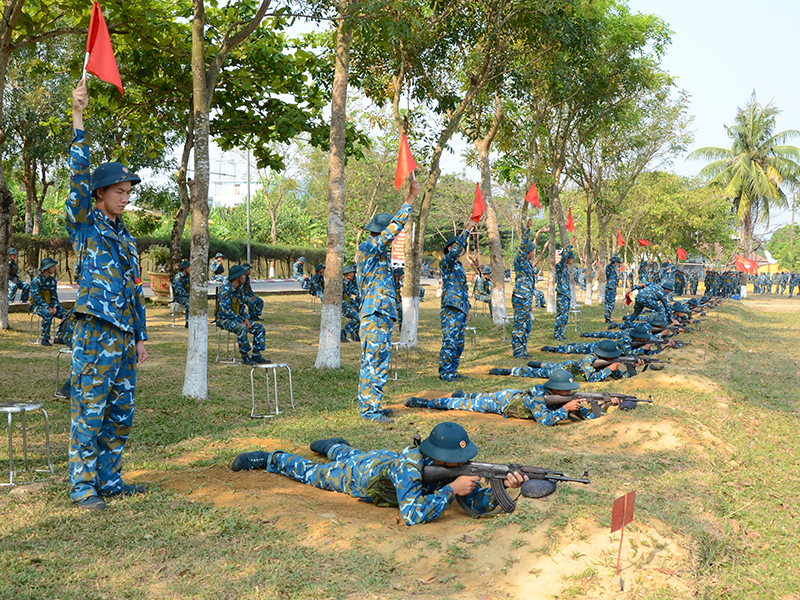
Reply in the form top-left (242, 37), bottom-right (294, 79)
top-left (688, 92), bottom-right (800, 251)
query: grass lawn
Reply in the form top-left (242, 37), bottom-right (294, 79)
top-left (1, 289), bottom-right (798, 600)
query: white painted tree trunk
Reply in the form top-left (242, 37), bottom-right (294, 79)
top-left (400, 295), bottom-right (420, 346)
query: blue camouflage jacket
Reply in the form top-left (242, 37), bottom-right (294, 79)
top-left (292, 261), bottom-right (305, 281)
top-left (635, 283), bottom-right (672, 317)
top-left (8, 259), bottom-right (20, 283)
top-left (357, 204), bottom-right (412, 320)
top-left (521, 384), bottom-right (595, 425)
top-left (555, 246), bottom-right (572, 300)
top-left (605, 262), bottom-right (618, 289)
top-left (217, 280), bottom-right (245, 322)
top-left (513, 228), bottom-right (536, 300)
top-left (172, 272), bottom-right (189, 303)
top-left (67, 129), bottom-right (147, 342)
top-left (30, 274), bottom-right (59, 309)
top-left (211, 260), bottom-right (224, 276)
top-left (440, 229), bottom-right (471, 313)
top-left (343, 276), bottom-right (361, 310)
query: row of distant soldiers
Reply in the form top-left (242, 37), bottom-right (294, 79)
top-left (749, 271), bottom-right (800, 295)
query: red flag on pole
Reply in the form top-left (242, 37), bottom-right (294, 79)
top-left (616, 229), bottom-right (625, 248)
top-left (735, 255), bottom-right (758, 274)
top-left (394, 134), bottom-right (417, 190)
top-left (566, 209), bottom-right (575, 233)
top-left (471, 183), bottom-right (485, 222)
top-left (524, 181), bottom-right (541, 209)
top-left (637, 239), bottom-right (650, 247)
top-left (84, 1), bottom-right (123, 95)
top-left (676, 247), bottom-right (687, 260)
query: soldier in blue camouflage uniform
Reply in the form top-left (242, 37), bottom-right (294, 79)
top-left (405, 370), bottom-right (622, 424)
top-left (674, 269), bottom-right (686, 295)
top-left (217, 264), bottom-right (268, 365)
top-left (29, 257), bottom-right (67, 346)
top-left (8, 247), bottom-right (30, 303)
top-left (171, 259), bottom-right (190, 328)
top-left (309, 263), bottom-right (325, 299)
top-left (439, 218), bottom-right (479, 380)
top-left (341, 264), bottom-right (361, 342)
top-left (604, 254), bottom-right (621, 323)
top-left (475, 266), bottom-right (493, 317)
top-left (356, 180), bottom-right (419, 422)
top-left (231, 422), bottom-right (528, 525)
top-left (624, 280), bottom-right (674, 322)
top-left (210, 252), bottom-right (225, 283)
top-left (393, 267), bottom-right (404, 331)
top-left (688, 270), bottom-right (699, 295)
top-left (790, 272), bottom-right (799, 297)
top-left (292, 256), bottom-right (310, 290)
top-left (240, 263), bottom-right (264, 321)
top-left (488, 340), bottom-right (640, 383)
top-left (532, 267), bottom-right (546, 308)
top-left (554, 245), bottom-right (574, 341)
top-left (512, 225), bottom-right (536, 357)
top-left (66, 81), bottom-right (150, 511)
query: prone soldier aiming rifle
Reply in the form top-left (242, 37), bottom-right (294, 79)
top-left (594, 355), bottom-right (667, 377)
top-left (544, 391), bottom-right (654, 418)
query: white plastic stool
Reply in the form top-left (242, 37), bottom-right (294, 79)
top-left (391, 341), bottom-right (410, 380)
top-left (29, 313), bottom-right (42, 344)
top-left (55, 348), bottom-right (73, 399)
top-left (568, 305), bottom-right (583, 333)
top-left (216, 327), bottom-right (239, 364)
top-left (0, 402), bottom-right (54, 486)
top-left (250, 363), bottom-right (294, 418)
top-left (465, 326), bottom-right (478, 357)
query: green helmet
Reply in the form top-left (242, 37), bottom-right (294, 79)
top-left (342, 264), bottom-right (356, 275)
top-left (39, 257), bottom-right (58, 271)
top-left (419, 422), bottom-right (478, 463)
top-left (594, 340), bottom-right (622, 359)
top-left (364, 213), bottom-right (392, 233)
top-left (649, 315), bottom-right (669, 327)
top-left (543, 369), bottom-right (580, 391)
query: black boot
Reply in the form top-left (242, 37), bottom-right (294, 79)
top-left (451, 390), bottom-right (465, 398)
top-left (527, 360), bottom-right (542, 368)
top-left (310, 438), bottom-right (350, 456)
top-left (351, 330), bottom-right (360, 342)
top-left (341, 329), bottom-right (350, 343)
top-left (231, 451), bottom-right (273, 471)
top-left (540, 346), bottom-right (557, 352)
top-left (404, 397), bottom-right (431, 408)
top-left (489, 368), bottom-right (511, 376)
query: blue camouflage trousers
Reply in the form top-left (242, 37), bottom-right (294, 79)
top-left (439, 307), bottom-right (467, 379)
top-left (604, 285), bottom-right (616, 322)
top-left (554, 293), bottom-right (570, 340)
top-left (512, 294), bottom-right (533, 357)
top-left (343, 304), bottom-right (360, 336)
top-left (358, 313), bottom-right (393, 418)
top-left (533, 289), bottom-right (545, 308)
top-left (244, 295), bottom-right (264, 319)
top-left (628, 300), bottom-right (666, 322)
top-left (55, 310), bottom-right (77, 348)
top-left (422, 389), bottom-right (521, 416)
top-left (268, 444), bottom-right (395, 501)
top-left (32, 305), bottom-right (67, 340)
top-left (217, 317), bottom-right (266, 357)
top-left (9, 280), bottom-right (29, 303)
top-left (543, 342), bottom-right (594, 354)
top-left (69, 315), bottom-right (137, 501)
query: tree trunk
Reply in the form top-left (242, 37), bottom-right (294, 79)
top-left (23, 154), bottom-right (33, 234)
top-left (183, 0), bottom-right (211, 399)
top-left (314, 14), bottom-right (351, 369)
top-left (169, 115), bottom-right (194, 274)
top-left (546, 197), bottom-right (556, 313)
top-left (596, 207), bottom-right (610, 305)
top-left (583, 194), bottom-right (593, 305)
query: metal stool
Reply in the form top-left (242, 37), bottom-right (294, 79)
top-left (169, 301), bottom-right (184, 328)
top-left (29, 313), bottom-right (42, 344)
top-left (216, 327), bottom-right (239, 364)
top-left (55, 348), bottom-right (73, 398)
top-left (501, 317), bottom-right (511, 342)
top-left (0, 402), bottom-right (54, 486)
top-left (309, 294), bottom-right (319, 313)
top-left (568, 305), bottom-right (583, 333)
top-left (465, 326), bottom-right (478, 357)
top-left (250, 363), bottom-right (294, 418)
top-left (391, 341), bottom-right (410, 380)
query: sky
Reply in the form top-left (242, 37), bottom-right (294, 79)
top-left (196, 0), bottom-right (800, 236)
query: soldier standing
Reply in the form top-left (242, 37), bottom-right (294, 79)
top-left (171, 259), bottom-right (190, 328)
top-left (603, 254), bottom-right (621, 323)
top-left (554, 245), bottom-right (574, 341)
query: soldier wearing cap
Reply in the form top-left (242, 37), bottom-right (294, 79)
top-left (29, 257), bottom-right (67, 346)
top-left (240, 262), bottom-right (263, 321)
top-left (230, 421), bottom-right (527, 526)
top-left (438, 217), bottom-right (479, 381)
top-left (604, 254), bottom-right (622, 323)
top-left (171, 260), bottom-right (191, 328)
top-left (67, 80), bottom-right (149, 511)
top-left (393, 267), bottom-right (404, 331)
top-left (475, 266), bottom-right (493, 317)
top-left (217, 264), bottom-right (268, 365)
top-left (309, 263), bottom-right (325, 300)
top-left (210, 252), bottom-right (226, 283)
top-left (8, 247), bottom-right (30, 303)
top-left (554, 244), bottom-right (575, 341)
top-left (405, 370), bottom-right (621, 425)
top-left (292, 256), bottom-right (309, 290)
top-left (355, 180), bottom-right (420, 422)
top-left (341, 264), bottom-right (361, 342)
top-left (512, 225), bottom-right (537, 356)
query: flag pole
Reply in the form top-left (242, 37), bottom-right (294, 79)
top-left (82, 51), bottom-right (90, 82)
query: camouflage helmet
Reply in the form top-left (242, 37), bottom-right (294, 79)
top-left (364, 212), bottom-right (392, 233)
top-left (649, 315), bottom-right (669, 327)
top-left (611, 254), bottom-right (622, 263)
top-left (444, 235), bottom-right (460, 251)
top-left (594, 340), bottom-right (622, 359)
top-left (227, 265), bottom-right (247, 281)
top-left (543, 369), bottom-right (580, 391)
top-left (342, 264), bottom-right (356, 275)
top-left (178, 259), bottom-right (190, 271)
top-left (661, 279), bottom-right (674, 291)
top-left (90, 162), bottom-right (141, 194)
top-left (315, 263), bottom-right (325, 273)
top-left (482, 266), bottom-right (491, 275)
top-left (419, 422), bottom-right (478, 463)
top-left (39, 257), bottom-right (58, 271)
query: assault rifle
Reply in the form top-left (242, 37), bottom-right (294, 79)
top-left (658, 324), bottom-right (698, 333)
top-left (594, 355), bottom-right (667, 377)
top-left (654, 339), bottom-right (692, 351)
top-left (544, 391), bottom-right (653, 417)
top-left (421, 462), bottom-right (590, 514)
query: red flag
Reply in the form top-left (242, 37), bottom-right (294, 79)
top-left (625, 291), bottom-right (634, 305)
top-left (638, 239), bottom-right (650, 247)
top-left (471, 183), bottom-right (485, 222)
top-left (616, 229), bottom-right (625, 248)
top-left (676, 247), bottom-right (687, 260)
top-left (566, 209), bottom-right (575, 233)
top-left (394, 134), bottom-right (417, 190)
top-left (524, 182), bottom-right (541, 209)
top-left (735, 255), bottom-right (758, 274)
top-left (85, 2), bottom-right (123, 95)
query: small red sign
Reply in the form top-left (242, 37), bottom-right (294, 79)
top-left (611, 490), bottom-right (636, 533)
